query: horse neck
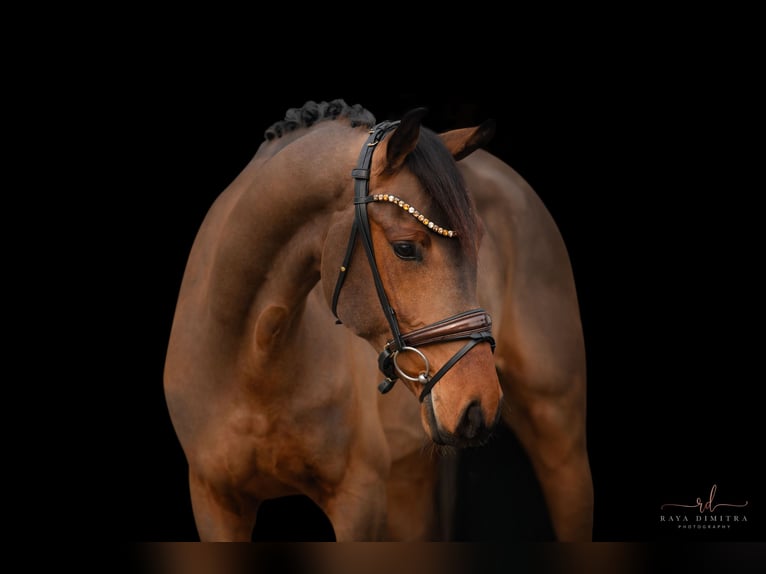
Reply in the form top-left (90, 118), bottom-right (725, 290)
top-left (208, 122), bottom-right (365, 327)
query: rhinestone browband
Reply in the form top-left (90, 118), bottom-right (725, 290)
top-left (371, 194), bottom-right (457, 237)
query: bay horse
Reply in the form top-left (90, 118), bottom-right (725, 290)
top-left (163, 99), bottom-right (593, 541)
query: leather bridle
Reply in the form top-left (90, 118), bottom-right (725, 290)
top-left (331, 120), bottom-right (495, 402)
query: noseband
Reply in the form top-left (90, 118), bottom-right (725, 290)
top-left (331, 120), bottom-right (495, 402)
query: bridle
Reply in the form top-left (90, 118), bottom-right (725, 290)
top-left (331, 120), bottom-right (495, 402)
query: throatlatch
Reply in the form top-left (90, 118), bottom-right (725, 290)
top-left (331, 121), bottom-right (495, 401)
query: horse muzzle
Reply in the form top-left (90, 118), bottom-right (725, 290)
top-left (424, 392), bottom-right (503, 447)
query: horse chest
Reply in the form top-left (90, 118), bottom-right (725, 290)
top-left (224, 397), bottom-right (355, 497)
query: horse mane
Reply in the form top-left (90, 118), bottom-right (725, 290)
top-left (405, 127), bottom-right (480, 257)
top-left (265, 99), bottom-right (479, 255)
top-left (264, 99), bottom-right (376, 141)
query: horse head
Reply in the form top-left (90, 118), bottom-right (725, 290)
top-left (322, 108), bottom-right (502, 447)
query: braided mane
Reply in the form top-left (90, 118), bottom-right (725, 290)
top-left (264, 99), bottom-right (376, 141)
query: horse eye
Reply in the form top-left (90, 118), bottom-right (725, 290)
top-left (392, 241), bottom-right (418, 260)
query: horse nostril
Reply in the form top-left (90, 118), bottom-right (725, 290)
top-left (457, 401), bottom-right (485, 440)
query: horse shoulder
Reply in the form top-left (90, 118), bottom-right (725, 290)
top-left (460, 150), bottom-right (585, 393)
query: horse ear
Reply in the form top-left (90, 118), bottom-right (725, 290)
top-left (381, 107), bottom-right (429, 173)
top-left (440, 119), bottom-right (496, 161)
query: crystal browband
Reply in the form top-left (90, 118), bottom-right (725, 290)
top-left (371, 194), bottom-right (457, 237)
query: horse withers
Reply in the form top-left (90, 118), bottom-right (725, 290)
top-left (164, 100), bottom-right (592, 541)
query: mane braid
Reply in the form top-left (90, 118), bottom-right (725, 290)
top-left (264, 99), bottom-right (376, 141)
top-left (404, 128), bottom-right (480, 257)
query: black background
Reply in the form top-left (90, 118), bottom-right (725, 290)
top-left (74, 69), bottom-right (762, 542)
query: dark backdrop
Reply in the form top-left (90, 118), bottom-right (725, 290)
top-left (95, 85), bottom-right (762, 542)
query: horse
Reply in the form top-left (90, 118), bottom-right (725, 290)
top-left (163, 99), bottom-right (593, 541)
